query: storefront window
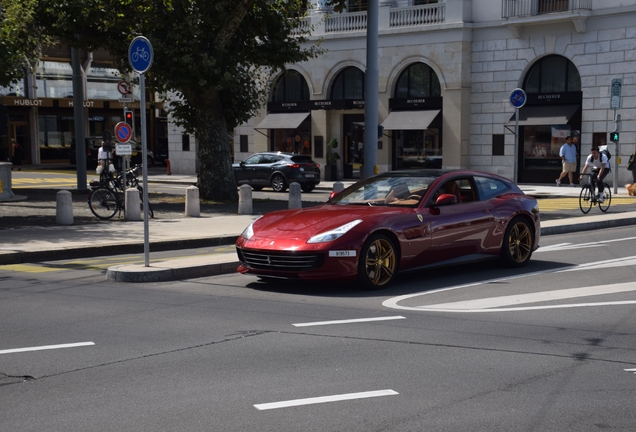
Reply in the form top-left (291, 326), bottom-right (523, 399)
top-left (271, 117), bottom-right (312, 154)
top-left (395, 129), bottom-right (441, 169)
top-left (523, 125), bottom-right (572, 170)
top-left (38, 115), bottom-right (74, 161)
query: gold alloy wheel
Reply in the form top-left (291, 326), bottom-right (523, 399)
top-left (364, 238), bottom-right (396, 287)
top-left (508, 221), bottom-right (532, 263)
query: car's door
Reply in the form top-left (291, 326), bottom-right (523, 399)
top-left (254, 154), bottom-right (280, 186)
top-left (426, 177), bottom-right (495, 263)
top-left (234, 154), bottom-right (261, 185)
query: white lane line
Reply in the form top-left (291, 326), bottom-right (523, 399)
top-left (424, 283), bottom-right (636, 311)
top-left (254, 389), bottom-right (399, 410)
top-left (537, 237), bottom-right (636, 253)
top-left (293, 316), bottom-right (406, 327)
top-left (625, 369), bottom-right (636, 373)
top-left (0, 342), bottom-right (95, 355)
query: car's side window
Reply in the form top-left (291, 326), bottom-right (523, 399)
top-left (244, 155), bottom-right (261, 164)
top-left (474, 176), bottom-right (510, 200)
top-left (260, 155), bottom-right (278, 164)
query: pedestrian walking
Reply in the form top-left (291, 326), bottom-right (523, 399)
top-left (11, 139), bottom-right (23, 171)
top-left (556, 135), bottom-right (577, 187)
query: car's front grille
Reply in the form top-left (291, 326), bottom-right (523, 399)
top-left (237, 249), bottom-right (324, 271)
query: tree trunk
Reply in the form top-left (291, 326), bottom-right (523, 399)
top-left (196, 94), bottom-right (238, 202)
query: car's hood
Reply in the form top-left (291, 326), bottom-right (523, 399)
top-left (252, 204), bottom-right (401, 238)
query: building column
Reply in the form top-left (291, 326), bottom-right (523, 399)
top-left (442, 87), bottom-right (471, 169)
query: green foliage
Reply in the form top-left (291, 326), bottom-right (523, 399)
top-left (326, 138), bottom-right (340, 165)
top-left (1, 0), bottom-right (346, 201)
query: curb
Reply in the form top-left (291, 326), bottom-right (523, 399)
top-left (107, 260), bottom-right (239, 283)
top-left (540, 216), bottom-right (636, 236)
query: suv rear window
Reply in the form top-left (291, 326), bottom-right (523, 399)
top-left (290, 155), bottom-right (315, 164)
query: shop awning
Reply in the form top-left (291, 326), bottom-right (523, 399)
top-left (254, 112), bottom-right (310, 130)
top-left (507, 105), bottom-right (579, 126)
top-left (381, 110), bottom-right (440, 130)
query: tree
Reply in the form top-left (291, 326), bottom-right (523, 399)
top-left (0, 0), bottom-right (51, 87)
top-left (1, 0), bottom-right (346, 201)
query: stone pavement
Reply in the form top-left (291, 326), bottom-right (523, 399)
top-left (1, 171), bottom-right (635, 283)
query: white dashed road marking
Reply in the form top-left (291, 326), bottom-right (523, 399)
top-left (293, 316), bottom-right (406, 327)
top-left (0, 342), bottom-right (95, 355)
top-left (254, 389), bottom-right (399, 410)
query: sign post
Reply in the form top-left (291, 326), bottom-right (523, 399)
top-left (509, 88), bottom-right (527, 184)
top-left (611, 79), bottom-right (622, 194)
top-left (129, 36), bottom-right (154, 267)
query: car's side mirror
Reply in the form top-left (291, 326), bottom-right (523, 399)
top-left (328, 191), bottom-right (339, 200)
top-left (239, 161), bottom-right (246, 166)
top-left (434, 193), bottom-right (457, 206)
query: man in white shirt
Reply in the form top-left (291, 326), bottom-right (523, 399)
top-left (579, 146), bottom-right (611, 202)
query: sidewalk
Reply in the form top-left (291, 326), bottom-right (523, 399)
top-left (2, 172), bottom-right (635, 283)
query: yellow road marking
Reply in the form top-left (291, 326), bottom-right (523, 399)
top-left (1, 264), bottom-right (65, 273)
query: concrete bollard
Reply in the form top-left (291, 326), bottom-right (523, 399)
top-left (185, 186), bottom-right (200, 217)
top-left (288, 182), bottom-right (302, 209)
top-left (125, 188), bottom-right (141, 221)
top-left (333, 181), bottom-right (345, 193)
top-left (0, 162), bottom-right (15, 201)
top-left (55, 190), bottom-right (74, 225)
top-left (238, 184), bottom-right (253, 215)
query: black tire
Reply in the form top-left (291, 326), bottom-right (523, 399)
top-left (271, 174), bottom-right (287, 192)
top-left (358, 234), bottom-right (398, 290)
top-left (599, 183), bottom-right (611, 213)
top-left (500, 217), bottom-right (534, 268)
top-left (579, 186), bottom-right (592, 214)
top-left (89, 187), bottom-right (119, 220)
top-left (301, 184), bottom-right (315, 193)
top-left (147, 155), bottom-right (155, 168)
top-left (137, 187), bottom-right (154, 218)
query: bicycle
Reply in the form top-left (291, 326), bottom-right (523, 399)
top-left (579, 172), bottom-right (611, 214)
top-left (88, 164), bottom-right (154, 220)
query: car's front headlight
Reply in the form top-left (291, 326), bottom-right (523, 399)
top-left (241, 217), bottom-right (262, 240)
top-left (307, 220), bottom-right (363, 244)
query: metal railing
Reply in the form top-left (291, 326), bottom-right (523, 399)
top-left (502, 0), bottom-right (592, 18)
top-left (390, 3), bottom-right (445, 28)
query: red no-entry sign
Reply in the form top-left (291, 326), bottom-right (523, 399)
top-left (114, 122), bottom-right (133, 143)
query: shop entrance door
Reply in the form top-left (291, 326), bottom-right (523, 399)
top-left (11, 122), bottom-right (29, 165)
top-left (343, 114), bottom-right (364, 179)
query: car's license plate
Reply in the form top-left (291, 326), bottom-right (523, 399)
top-left (305, 174), bottom-right (315, 178)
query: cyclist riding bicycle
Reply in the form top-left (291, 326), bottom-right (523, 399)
top-left (579, 146), bottom-right (611, 203)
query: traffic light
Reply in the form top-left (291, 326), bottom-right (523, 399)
top-left (610, 132), bottom-right (620, 142)
top-left (124, 108), bottom-right (134, 131)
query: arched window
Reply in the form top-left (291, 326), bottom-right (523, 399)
top-left (394, 62), bottom-right (441, 99)
top-left (524, 55), bottom-right (581, 94)
top-left (331, 67), bottom-right (365, 100)
top-left (271, 70), bottom-right (310, 103)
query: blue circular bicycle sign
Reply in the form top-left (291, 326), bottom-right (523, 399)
top-left (129, 36), bottom-right (153, 74)
top-left (509, 88), bottom-right (527, 109)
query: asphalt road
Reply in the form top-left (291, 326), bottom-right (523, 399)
top-left (1, 226), bottom-right (635, 431)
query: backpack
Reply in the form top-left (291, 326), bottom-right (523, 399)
top-left (599, 146), bottom-right (611, 161)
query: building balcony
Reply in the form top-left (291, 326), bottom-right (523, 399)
top-left (291, 2), bottom-right (447, 37)
top-left (502, 0), bottom-right (592, 37)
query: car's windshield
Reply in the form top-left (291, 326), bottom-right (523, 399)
top-left (329, 174), bottom-right (437, 207)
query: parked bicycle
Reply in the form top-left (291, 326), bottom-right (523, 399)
top-left (579, 172), bottom-right (611, 214)
top-left (88, 164), bottom-right (154, 220)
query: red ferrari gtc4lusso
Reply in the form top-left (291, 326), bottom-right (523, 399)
top-left (236, 170), bottom-right (540, 290)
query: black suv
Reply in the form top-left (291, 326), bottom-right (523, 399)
top-left (232, 152), bottom-right (321, 192)
top-left (70, 137), bottom-right (155, 168)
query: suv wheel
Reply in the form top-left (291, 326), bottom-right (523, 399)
top-left (271, 174), bottom-right (287, 192)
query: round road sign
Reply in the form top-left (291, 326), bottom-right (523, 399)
top-left (117, 80), bottom-right (131, 95)
top-left (129, 36), bottom-right (154, 74)
top-left (509, 88), bottom-right (527, 109)
top-left (114, 122), bottom-right (133, 143)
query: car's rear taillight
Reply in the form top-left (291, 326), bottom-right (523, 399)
top-left (87, 148), bottom-right (91, 155)
top-left (288, 163), bottom-right (300, 168)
